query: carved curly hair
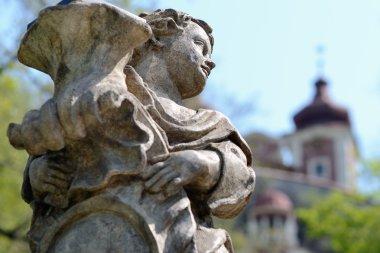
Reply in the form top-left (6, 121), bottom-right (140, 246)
top-left (129, 9), bottom-right (214, 67)
top-left (139, 9), bottom-right (214, 50)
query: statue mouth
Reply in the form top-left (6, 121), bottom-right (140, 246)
top-left (201, 65), bottom-right (210, 77)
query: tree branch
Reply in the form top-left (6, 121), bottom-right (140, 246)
top-left (0, 221), bottom-right (28, 241)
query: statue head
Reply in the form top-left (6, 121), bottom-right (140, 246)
top-left (130, 9), bottom-right (216, 99)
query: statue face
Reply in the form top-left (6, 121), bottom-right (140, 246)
top-left (164, 22), bottom-right (215, 99)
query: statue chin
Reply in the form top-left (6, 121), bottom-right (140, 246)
top-left (179, 78), bottom-right (206, 99)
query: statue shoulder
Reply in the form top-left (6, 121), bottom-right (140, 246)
top-left (158, 97), bottom-right (197, 119)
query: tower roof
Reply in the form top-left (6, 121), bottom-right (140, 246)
top-left (253, 190), bottom-right (293, 215)
top-left (293, 78), bottom-right (350, 130)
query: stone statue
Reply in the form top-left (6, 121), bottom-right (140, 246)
top-left (7, 1), bottom-right (255, 252)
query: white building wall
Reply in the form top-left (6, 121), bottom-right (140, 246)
top-left (281, 125), bottom-right (357, 191)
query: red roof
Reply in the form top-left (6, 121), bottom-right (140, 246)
top-left (253, 190), bottom-right (293, 214)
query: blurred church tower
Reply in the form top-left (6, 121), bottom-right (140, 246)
top-left (243, 75), bottom-right (358, 253)
top-left (281, 77), bottom-right (357, 191)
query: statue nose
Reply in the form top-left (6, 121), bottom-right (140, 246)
top-left (205, 59), bottom-right (216, 70)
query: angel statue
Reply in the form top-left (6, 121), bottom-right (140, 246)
top-left (7, 1), bottom-right (255, 252)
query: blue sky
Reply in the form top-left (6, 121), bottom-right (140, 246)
top-left (1, 0), bottom-right (380, 161)
top-left (142, 0), bottom-right (380, 160)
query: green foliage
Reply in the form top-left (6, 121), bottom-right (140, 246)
top-left (214, 217), bottom-right (248, 253)
top-left (0, 74), bottom-right (32, 253)
top-left (366, 160), bottom-right (380, 175)
top-left (297, 192), bottom-right (380, 253)
top-left (361, 160), bottom-right (380, 194)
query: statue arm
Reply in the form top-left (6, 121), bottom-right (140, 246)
top-left (142, 149), bottom-right (220, 194)
top-left (142, 140), bottom-right (254, 219)
top-left (205, 141), bottom-right (255, 218)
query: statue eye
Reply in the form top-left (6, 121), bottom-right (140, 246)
top-left (194, 40), bottom-right (205, 48)
top-left (194, 39), bottom-right (208, 55)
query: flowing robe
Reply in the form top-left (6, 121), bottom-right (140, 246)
top-left (22, 78), bottom-right (255, 253)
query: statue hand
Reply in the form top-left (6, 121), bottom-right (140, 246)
top-left (142, 150), bottom-right (220, 194)
top-left (29, 152), bottom-right (73, 203)
top-left (7, 100), bottom-right (66, 156)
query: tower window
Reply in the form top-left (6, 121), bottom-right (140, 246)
top-left (307, 156), bottom-right (331, 179)
top-left (315, 163), bottom-right (324, 176)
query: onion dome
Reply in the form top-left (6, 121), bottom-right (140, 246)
top-left (293, 78), bottom-right (350, 130)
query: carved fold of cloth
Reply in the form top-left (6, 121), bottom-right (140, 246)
top-left (23, 74), bottom-right (254, 252)
top-left (23, 76), bottom-right (254, 252)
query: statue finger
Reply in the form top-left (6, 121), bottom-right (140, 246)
top-left (172, 177), bottom-right (182, 186)
top-left (47, 163), bottom-right (73, 176)
top-left (141, 162), bottom-right (166, 180)
top-left (148, 171), bottom-right (177, 193)
top-left (45, 154), bottom-right (74, 173)
top-left (47, 169), bottom-right (70, 181)
top-left (44, 177), bottom-right (69, 190)
top-left (169, 177), bottom-right (183, 188)
top-left (162, 178), bottom-right (183, 197)
top-left (144, 166), bottom-right (173, 189)
top-left (40, 182), bottom-right (60, 194)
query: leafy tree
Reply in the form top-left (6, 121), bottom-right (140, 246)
top-left (0, 73), bottom-right (32, 253)
top-left (359, 160), bottom-right (380, 198)
top-left (297, 189), bottom-right (380, 253)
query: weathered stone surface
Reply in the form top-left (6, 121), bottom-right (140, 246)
top-left (7, 1), bottom-right (255, 252)
top-left (9, 1), bottom-right (152, 155)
